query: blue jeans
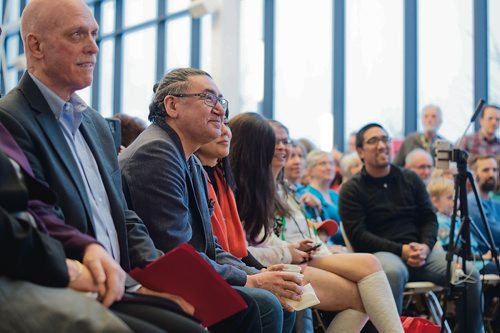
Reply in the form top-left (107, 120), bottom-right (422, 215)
top-left (293, 309), bottom-right (314, 333)
top-left (235, 286), bottom-right (296, 333)
top-left (374, 250), bottom-right (484, 333)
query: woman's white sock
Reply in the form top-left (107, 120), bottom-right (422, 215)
top-left (326, 309), bottom-right (368, 333)
top-left (357, 270), bottom-right (403, 333)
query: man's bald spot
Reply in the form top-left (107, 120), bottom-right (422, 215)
top-left (405, 148), bottom-right (432, 167)
top-left (21, 0), bottom-right (89, 41)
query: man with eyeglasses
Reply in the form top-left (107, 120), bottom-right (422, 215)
top-left (404, 148), bottom-right (434, 184)
top-left (339, 123), bottom-right (484, 333)
top-left (119, 67), bottom-right (300, 333)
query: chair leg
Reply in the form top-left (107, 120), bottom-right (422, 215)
top-left (312, 309), bottom-right (327, 333)
top-left (423, 291), bottom-right (451, 333)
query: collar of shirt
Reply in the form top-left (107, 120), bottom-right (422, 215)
top-left (361, 164), bottom-right (398, 186)
top-left (478, 131), bottom-right (500, 144)
top-left (29, 73), bottom-right (87, 135)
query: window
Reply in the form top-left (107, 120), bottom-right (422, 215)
top-left (488, 0), bottom-right (500, 105)
top-left (200, 15), bottom-right (212, 72)
top-left (275, 0), bottom-right (333, 150)
top-left (124, 0), bottom-right (157, 28)
top-left (98, 39), bottom-right (114, 117)
top-left (166, 16), bottom-right (191, 70)
top-left (239, 0), bottom-right (264, 114)
top-left (418, 0), bottom-right (473, 142)
top-left (345, 0), bottom-right (404, 142)
top-left (167, 0), bottom-right (190, 14)
top-left (122, 27), bottom-right (156, 119)
top-left (101, 0), bottom-right (115, 35)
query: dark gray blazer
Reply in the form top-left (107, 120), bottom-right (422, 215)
top-left (0, 72), bottom-right (160, 271)
top-left (119, 122), bottom-right (259, 286)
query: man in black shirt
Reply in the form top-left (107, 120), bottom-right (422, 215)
top-left (339, 123), bottom-right (483, 333)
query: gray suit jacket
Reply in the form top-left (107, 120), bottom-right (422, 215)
top-left (119, 123), bottom-right (259, 286)
top-left (0, 72), bottom-right (160, 271)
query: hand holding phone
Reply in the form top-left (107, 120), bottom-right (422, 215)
top-left (305, 242), bottom-right (322, 253)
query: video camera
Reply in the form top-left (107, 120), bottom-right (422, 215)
top-left (434, 140), bottom-right (468, 171)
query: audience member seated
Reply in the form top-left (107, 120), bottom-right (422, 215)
top-left (426, 177), bottom-right (494, 272)
top-left (230, 113), bottom-right (403, 333)
top-left (296, 138), bottom-right (317, 187)
top-left (302, 149), bottom-right (344, 246)
top-left (339, 123), bottom-right (484, 333)
top-left (404, 148), bottom-right (434, 185)
top-left (468, 155), bottom-right (500, 258)
top-left (0, 146), bottom-right (135, 332)
top-left (394, 104), bottom-right (446, 166)
top-left (284, 140), bottom-right (307, 192)
top-left (195, 120), bottom-right (262, 265)
top-left (346, 131), bottom-right (358, 154)
top-left (458, 104), bottom-right (500, 160)
top-left (0, 2), bottom-right (225, 332)
top-left (196, 122), bottom-right (319, 333)
top-left (112, 113), bottom-right (147, 147)
top-left (119, 67), bottom-right (301, 333)
top-left (339, 151), bottom-right (362, 183)
top-left (284, 141), bottom-right (324, 220)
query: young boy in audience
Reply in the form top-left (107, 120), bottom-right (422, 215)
top-left (427, 177), bottom-right (492, 270)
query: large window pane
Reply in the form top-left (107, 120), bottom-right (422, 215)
top-left (124, 0), bottom-right (157, 28)
top-left (99, 40), bottom-right (114, 118)
top-left (167, 0), bottom-right (190, 14)
top-left (101, 0), bottom-right (115, 35)
top-left (122, 27), bottom-right (156, 120)
top-left (200, 15), bottom-right (212, 72)
top-left (275, 0), bottom-right (332, 150)
top-left (3, 0), bottom-right (20, 24)
top-left (345, 0), bottom-right (404, 141)
top-left (488, 0), bottom-right (500, 105)
top-left (239, 0), bottom-right (264, 114)
top-left (419, 0), bottom-right (473, 142)
top-left (4, 36), bottom-right (21, 92)
top-left (166, 16), bottom-right (191, 69)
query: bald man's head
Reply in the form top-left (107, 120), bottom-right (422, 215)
top-left (405, 148), bottom-right (434, 183)
top-left (20, 0), bottom-right (98, 100)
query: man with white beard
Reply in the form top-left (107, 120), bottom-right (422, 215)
top-left (394, 104), bottom-right (446, 166)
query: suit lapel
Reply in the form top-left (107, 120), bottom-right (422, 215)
top-left (20, 73), bottom-right (93, 221)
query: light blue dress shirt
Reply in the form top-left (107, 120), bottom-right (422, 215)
top-left (30, 74), bottom-right (120, 261)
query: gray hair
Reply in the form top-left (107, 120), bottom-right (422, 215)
top-left (148, 67), bottom-right (211, 124)
top-left (339, 152), bottom-right (361, 178)
top-left (421, 104), bottom-right (442, 119)
top-left (405, 148), bottom-right (433, 167)
top-left (306, 149), bottom-right (332, 169)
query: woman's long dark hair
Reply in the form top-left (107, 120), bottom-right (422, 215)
top-left (229, 113), bottom-right (276, 244)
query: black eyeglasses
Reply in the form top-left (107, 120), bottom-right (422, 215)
top-left (171, 92), bottom-right (228, 111)
top-left (364, 136), bottom-right (392, 146)
top-left (276, 138), bottom-right (292, 146)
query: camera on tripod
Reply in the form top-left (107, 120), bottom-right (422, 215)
top-left (434, 140), bottom-right (469, 171)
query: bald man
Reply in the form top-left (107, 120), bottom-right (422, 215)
top-left (0, 1), bottom-right (228, 332)
top-left (404, 148), bottom-right (434, 184)
top-left (394, 104), bottom-right (446, 166)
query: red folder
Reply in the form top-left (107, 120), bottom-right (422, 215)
top-left (129, 243), bottom-right (248, 327)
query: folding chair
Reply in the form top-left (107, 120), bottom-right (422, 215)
top-left (482, 273), bottom-right (500, 333)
